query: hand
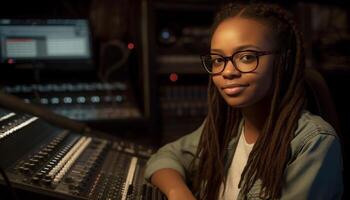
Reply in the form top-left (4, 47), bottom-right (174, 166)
top-left (167, 186), bottom-right (196, 200)
top-left (150, 168), bottom-right (196, 200)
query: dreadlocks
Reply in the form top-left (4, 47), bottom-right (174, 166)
top-left (191, 3), bottom-right (307, 199)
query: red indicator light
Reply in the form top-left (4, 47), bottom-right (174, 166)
top-left (8, 58), bottom-right (15, 64)
top-left (169, 73), bottom-right (178, 82)
top-left (127, 42), bottom-right (135, 50)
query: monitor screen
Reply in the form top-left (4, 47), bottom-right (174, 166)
top-left (0, 19), bottom-right (93, 70)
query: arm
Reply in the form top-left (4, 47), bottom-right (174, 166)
top-left (281, 134), bottom-right (343, 200)
top-left (144, 122), bottom-right (205, 199)
top-left (151, 168), bottom-right (196, 200)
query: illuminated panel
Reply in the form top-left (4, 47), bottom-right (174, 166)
top-left (6, 38), bottom-right (37, 58)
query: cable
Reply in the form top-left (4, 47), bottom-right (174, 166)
top-left (0, 167), bottom-right (19, 200)
top-left (99, 39), bottom-right (130, 82)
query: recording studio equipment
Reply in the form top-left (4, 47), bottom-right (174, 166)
top-left (0, 91), bottom-right (89, 134)
top-left (0, 19), bottom-right (92, 70)
top-left (0, 18), bottom-right (142, 122)
top-left (148, 2), bottom-right (216, 142)
top-left (0, 107), bottom-right (165, 200)
top-left (152, 3), bottom-right (215, 75)
top-left (158, 83), bottom-right (208, 143)
top-left (160, 85), bottom-right (207, 118)
top-left (155, 27), bottom-right (211, 74)
top-left (2, 81), bottom-right (141, 121)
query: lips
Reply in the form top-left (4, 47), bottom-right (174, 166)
top-left (221, 83), bottom-right (248, 96)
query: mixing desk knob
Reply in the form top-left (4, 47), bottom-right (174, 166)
top-left (35, 172), bottom-right (44, 178)
top-left (19, 166), bottom-right (30, 174)
top-left (33, 155), bottom-right (44, 159)
top-left (24, 162), bottom-right (35, 168)
top-left (38, 151), bottom-right (49, 156)
top-left (42, 178), bottom-right (52, 186)
top-left (68, 183), bottom-right (82, 190)
top-left (31, 176), bottom-right (40, 183)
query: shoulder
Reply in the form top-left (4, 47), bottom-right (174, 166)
top-left (295, 110), bottom-right (336, 137)
top-left (283, 111), bottom-right (344, 199)
top-left (290, 110), bottom-right (341, 160)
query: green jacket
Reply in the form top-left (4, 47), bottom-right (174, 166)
top-left (144, 110), bottom-right (343, 199)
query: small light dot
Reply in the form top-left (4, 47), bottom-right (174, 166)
top-left (161, 31), bottom-right (170, 39)
top-left (127, 42), bottom-right (135, 50)
top-left (8, 58), bottom-right (15, 64)
top-left (169, 73), bottom-right (178, 82)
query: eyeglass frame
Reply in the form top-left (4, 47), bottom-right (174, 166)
top-left (200, 50), bottom-right (277, 75)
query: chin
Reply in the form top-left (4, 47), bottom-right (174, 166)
top-left (223, 97), bottom-right (249, 108)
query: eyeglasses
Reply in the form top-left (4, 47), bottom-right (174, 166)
top-left (200, 50), bottom-right (276, 75)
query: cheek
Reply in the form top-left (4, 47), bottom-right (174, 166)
top-left (251, 58), bottom-right (275, 94)
top-left (250, 71), bottom-right (274, 98)
top-left (212, 76), bottom-right (221, 89)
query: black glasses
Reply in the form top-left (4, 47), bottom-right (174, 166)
top-left (200, 50), bottom-right (276, 75)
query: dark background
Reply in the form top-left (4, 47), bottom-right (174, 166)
top-left (0, 0), bottom-right (348, 199)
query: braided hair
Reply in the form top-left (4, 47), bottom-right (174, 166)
top-left (191, 3), bottom-right (307, 199)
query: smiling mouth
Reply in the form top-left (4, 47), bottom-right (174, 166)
top-left (221, 84), bottom-right (248, 96)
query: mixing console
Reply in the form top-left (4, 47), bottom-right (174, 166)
top-left (0, 108), bottom-right (165, 200)
top-left (2, 82), bottom-right (141, 121)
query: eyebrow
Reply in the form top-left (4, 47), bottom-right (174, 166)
top-left (211, 45), bottom-right (262, 54)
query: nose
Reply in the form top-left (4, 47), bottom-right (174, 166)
top-left (222, 59), bottom-right (241, 78)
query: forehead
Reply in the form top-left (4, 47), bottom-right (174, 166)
top-left (211, 17), bottom-right (274, 51)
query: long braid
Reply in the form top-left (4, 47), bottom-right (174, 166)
top-left (192, 78), bottom-right (237, 199)
top-left (239, 4), bottom-right (307, 199)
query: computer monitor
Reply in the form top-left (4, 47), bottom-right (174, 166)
top-left (0, 19), bottom-right (93, 70)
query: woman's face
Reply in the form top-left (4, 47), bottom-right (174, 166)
top-left (211, 17), bottom-right (276, 108)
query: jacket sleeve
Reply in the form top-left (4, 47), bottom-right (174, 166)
top-left (143, 121), bottom-right (204, 183)
top-left (281, 134), bottom-right (343, 200)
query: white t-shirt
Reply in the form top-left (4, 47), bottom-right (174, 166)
top-left (218, 127), bottom-right (254, 200)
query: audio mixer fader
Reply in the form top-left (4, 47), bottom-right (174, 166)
top-left (0, 108), bottom-right (165, 200)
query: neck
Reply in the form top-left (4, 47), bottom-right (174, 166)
top-left (241, 97), bottom-right (270, 144)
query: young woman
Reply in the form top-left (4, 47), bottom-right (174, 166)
top-left (144, 2), bottom-right (343, 200)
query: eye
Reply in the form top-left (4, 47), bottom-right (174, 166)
top-left (239, 53), bottom-right (257, 64)
top-left (211, 57), bottom-right (225, 66)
